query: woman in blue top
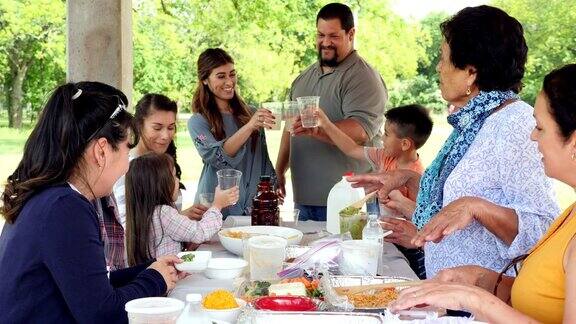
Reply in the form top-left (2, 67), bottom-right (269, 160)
top-left (0, 82), bottom-right (183, 323)
top-left (188, 48), bottom-right (276, 217)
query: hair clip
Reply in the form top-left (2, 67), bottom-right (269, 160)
top-left (109, 103), bottom-right (125, 119)
top-left (72, 89), bottom-right (83, 100)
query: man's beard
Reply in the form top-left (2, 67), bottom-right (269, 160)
top-left (318, 46), bottom-right (339, 67)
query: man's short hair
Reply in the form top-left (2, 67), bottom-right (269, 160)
top-left (385, 104), bottom-right (433, 149)
top-left (316, 3), bottom-right (354, 32)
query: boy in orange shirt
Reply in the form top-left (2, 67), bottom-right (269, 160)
top-left (315, 104), bottom-right (433, 278)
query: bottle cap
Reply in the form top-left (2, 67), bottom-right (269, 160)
top-left (343, 171), bottom-right (353, 177)
top-left (260, 175), bottom-right (271, 181)
top-left (186, 294), bottom-right (202, 303)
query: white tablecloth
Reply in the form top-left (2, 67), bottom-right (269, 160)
top-left (169, 220), bottom-right (418, 301)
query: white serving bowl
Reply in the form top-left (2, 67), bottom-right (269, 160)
top-left (204, 258), bottom-right (248, 279)
top-left (175, 251), bottom-right (212, 273)
top-left (202, 298), bottom-right (247, 323)
top-left (218, 226), bottom-right (303, 256)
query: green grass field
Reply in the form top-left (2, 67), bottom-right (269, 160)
top-left (0, 115), bottom-right (574, 211)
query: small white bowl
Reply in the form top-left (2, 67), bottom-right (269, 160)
top-left (204, 258), bottom-right (248, 280)
top-left (175, 251), bottom-right (212, 273)
top-left (202, 298), bottom-right (246, 323)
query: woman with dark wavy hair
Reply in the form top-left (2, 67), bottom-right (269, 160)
top-left (349, 5), bottom-right (559, 279)
top-left (188, 48), bottom-right (276, 217)
top-left (391, 64), bottom-right (576, 324)
top-left (0, 82), bottom-right (183, 322)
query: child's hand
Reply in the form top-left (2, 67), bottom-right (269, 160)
top-left (212, 186), bottom-right (240, 210)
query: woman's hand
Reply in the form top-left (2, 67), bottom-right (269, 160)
top-left (380, 217), bottom-right (418, 249)
top-left (389, 282), bottom-right (490, 315)
top-left (348, 170), bottom-right (417, 199)
top-left (433, 265), bottom-right (498, 291)
top-left (412, 196), bottom-right (481, 247)
top-left (248, 108), bottom-right (276, 131)
top-left (182, 204), bottom-right (208, 221)
top-left (148, 255), bottom-right (182, 291)
top-left (212, 186), bottom-right (240, 210)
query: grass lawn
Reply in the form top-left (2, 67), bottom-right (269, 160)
top-left (0, 115), bottom-right (574, 211)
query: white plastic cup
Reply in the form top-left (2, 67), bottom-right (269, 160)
top-left (248, 235), bottom-right (287, 281)
top-left (296, 96), bottom-right (320, 128)
top-left (125, 297), bottom-right (184, 324)
top-left (340, 240), bottom-right (380, 276)
top-left (216, 169), bottom-right (242, 190)
top-left (262, 102), bottom-right (283, 130)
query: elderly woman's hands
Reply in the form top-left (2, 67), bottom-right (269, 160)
top-left (412, 196), bottom-right (482, 247)
top-left (347, 170), bottom-right (421, 200)
top-left (433, 265), bottom-right (498, 291)
top-left (380, 217), bottom-right (419, 249)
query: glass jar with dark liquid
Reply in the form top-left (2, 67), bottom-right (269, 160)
top-left (251, 175), bottom-right (279, 226)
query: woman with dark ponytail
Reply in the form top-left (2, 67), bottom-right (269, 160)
top-left (390, 64), bottom-right (576, 323)
top-left (0, 82), bottom-right (184, 323)
top-left (114, 93), bottom-right (209, 227)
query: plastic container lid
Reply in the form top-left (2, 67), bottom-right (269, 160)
top-left (186, 294), bottom-right (202, 303)
top-left (125, 297), bottom-right (184, 315)
top-left (343, 171), bottom-right (354, 177)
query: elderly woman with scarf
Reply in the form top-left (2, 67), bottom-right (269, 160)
top-left (349, 5), bottom-right (559, 279)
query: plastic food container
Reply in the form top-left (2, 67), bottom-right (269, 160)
top-left (125, 297), bottom-right (184, 324)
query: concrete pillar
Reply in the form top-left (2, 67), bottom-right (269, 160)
top-left (67, 0), bottom-right (133, 105)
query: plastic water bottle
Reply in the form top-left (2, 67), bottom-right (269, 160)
top-left (362, 213), bottom-right (384, 274)
top-left (177, 293), bottom-right (209, 324)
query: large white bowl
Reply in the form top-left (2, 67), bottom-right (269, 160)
top-left (204, 258), bottom-right (248, 280)
top-left (175, 251), bottom-right (212, 273)
top-left (202, 298), bottom-right (247, 323)
top-left (218, 226), bottom-right (303, 256)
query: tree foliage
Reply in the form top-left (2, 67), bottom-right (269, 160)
top-left (0, 0), bottom-right (574, 127)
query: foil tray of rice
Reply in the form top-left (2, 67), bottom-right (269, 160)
top-left (239, 311), bottom-right (386, 323)
top-left (323, 275), bottom-right (413, 311)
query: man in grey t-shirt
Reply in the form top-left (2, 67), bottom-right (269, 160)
top-left (276, 3), bottom-right (387, 221)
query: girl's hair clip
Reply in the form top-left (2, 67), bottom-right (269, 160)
top-left (72, 89), bottom-right (83, 100)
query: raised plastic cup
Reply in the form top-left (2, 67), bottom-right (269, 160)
top-left (282, 101), bottom-right (300, 133)
top-left (340, 240), bottom-right (380, 276)
top-left (248, 235), bottom-right (287, 281)
top-left (125, 297), bottom-right (184, 324)
top-left (262, 102), bottom-right (283, 130)
top-left (296, 96), bottom-right (320, 128)
top-left (216, 169), bottom-right (242, 190)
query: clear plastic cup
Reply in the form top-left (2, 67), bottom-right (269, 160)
top-left (262, 102), bottom-right (283, 130)
top-left (282, 101), bottom-right (299, 133)
top-left (125, 297), bottom-right (184, 324)
top-left (216, 169), bottom-right (242, 190)
top-left (339, 211), bottom-right (367, 240)
top-left (340, 240), bottom-right (380, 276)
top-left (248, 235), bottom-right (287, 281)
top-left (296, 96), bottom-right (320, 128)
top-left (279, 209), bottom-right (300, 228)
top-left (199, 193), bottom-right (214, 207)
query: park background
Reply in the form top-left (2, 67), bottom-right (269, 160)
top-left (1, 0), bottom-right (574, 227)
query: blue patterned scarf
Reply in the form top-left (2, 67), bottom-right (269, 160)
top-left (412, 90), bottom-right (518, 229)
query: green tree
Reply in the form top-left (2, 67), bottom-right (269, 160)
top-left (492, 0), bottom-right (576, 105)
top-left (0, 0), bottom-right (65, 128)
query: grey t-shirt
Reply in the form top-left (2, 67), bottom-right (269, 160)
top-left (188, 113), bottom-right (275, 217)
top-left (290, 50), bottom-right (387, 206)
